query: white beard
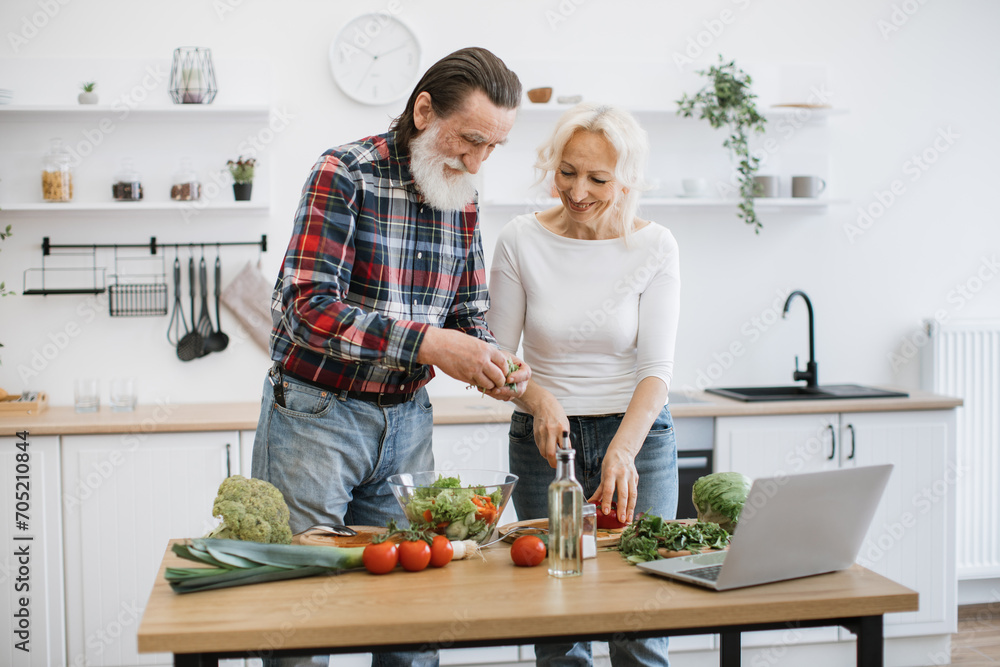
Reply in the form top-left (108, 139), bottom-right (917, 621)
top-left (409, 122), bottom-right (478, 212)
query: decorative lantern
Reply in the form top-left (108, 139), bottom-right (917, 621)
top-left (169, 47), bottom-right (218, 104)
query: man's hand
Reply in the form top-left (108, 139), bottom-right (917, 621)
top-left (417, 328), bottom-right (509, 389)
top-left (480, 353), bottom-right (531, 401)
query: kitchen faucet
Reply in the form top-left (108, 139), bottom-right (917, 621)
top-left (782, 290), bottom-right (818, 388)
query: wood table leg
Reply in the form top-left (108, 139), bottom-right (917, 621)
top-left (720, 630), bottom-right (742, 666)
top-left (855, 615), bottom-right (884, 667)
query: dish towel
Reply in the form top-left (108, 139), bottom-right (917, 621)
top-left (220, 260), bottom-right (274, 353)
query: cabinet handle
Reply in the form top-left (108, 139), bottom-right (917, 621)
top-left (225, 443), bottom-right (232, 477)
top-left (826, 424), bottom-right (836, 460)
top-left (845, 424), bottom-right (856, 460)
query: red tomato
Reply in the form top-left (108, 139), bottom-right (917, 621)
top-left (363, 540), bottom-right (398, 575)
top-left (592, 502), bottom-right (628, 530)
top-left (429, 535), bottom-right (454, 568)
top-left (510, 535), bottom-right (546, 567)
top-left (398, 539), bottom-right (432, 572)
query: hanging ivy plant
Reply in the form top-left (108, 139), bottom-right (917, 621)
top-left (677, 56), bottom-right (767, 233)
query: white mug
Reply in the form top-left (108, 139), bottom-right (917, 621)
top-left (792, 175), bottom-right (827, 198)
top-left (753, 175), bottom-right (779, 198)
top-left (681, 178), bottom-right (709, 197)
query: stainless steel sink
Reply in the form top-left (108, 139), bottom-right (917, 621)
top-left (705, 384), bottom-right (909, 402)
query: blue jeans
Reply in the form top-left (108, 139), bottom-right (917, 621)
top-left (252, 374), bottom-right (438, 667)
top-left (509, 406), bottom-right (678, 667)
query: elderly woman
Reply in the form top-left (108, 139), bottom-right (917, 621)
top-left (487, 103), bottom-right (680, 667)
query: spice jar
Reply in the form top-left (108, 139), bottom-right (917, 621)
top-left (41, 137), bottom-right (73, 202)
top-left (112, 158), bottom-right (143, 201)
top-left (170, 157), bottom-right (201, 201)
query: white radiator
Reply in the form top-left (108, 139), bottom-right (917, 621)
top-left (922, 319), bottom-right (1000, 579)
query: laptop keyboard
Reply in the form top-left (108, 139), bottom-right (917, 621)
top-left (679, 564), bottom-right (722, 581)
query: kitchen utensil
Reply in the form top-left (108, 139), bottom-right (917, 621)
top-left (176, 257), bottom-right (204, 361)
top-left (295, 525), bottom-right (386, 548)
top-left (204, 255), bottom-right (229, 352)
top-left (498, 517), bottom-right (624, 548)
top-left (387, 469), bottom-right (518, 545)
top-left (166, 257), bottom-right (188, 347)
top-left (195, 257), bottom-right (214, 345)
top-left (302, 523), bottom-right (357, 537)
top-left (479, 525), bottom-right (548, 549)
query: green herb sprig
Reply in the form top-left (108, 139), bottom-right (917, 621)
top-left (618, 514), bottom-right (731, 564)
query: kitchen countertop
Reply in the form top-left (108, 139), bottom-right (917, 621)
top-left (0, 389), bottom-right (962, 436)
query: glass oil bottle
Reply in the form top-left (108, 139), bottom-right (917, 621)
top-left (548, 430), bottom-right (584, 577)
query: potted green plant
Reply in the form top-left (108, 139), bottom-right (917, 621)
top-left (78, 81), bottom-right (98, 105)
top-left (227, 157), bottom-right (256, 201)
top-left (677, 56), bottom-right (767, 233)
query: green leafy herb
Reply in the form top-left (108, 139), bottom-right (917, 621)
top-left (618, 514), bottom-right (731, 564)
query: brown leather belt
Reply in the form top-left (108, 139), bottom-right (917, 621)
top-left (278, 364), bottom-right (416, 407)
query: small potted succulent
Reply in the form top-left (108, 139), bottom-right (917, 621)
top-left (78, 81), bottom-right (98, 105)
top-left (226, 156), bottom-right (256, 201)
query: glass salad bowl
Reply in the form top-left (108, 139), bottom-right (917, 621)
top-left (387, 469), bottom-right (518, 545)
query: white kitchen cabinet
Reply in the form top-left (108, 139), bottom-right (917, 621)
top-left (0, 434), bottom-right (64, 667)
top-left (61, 431), bottom-right (238, 667)
top-left (715, 410), bottom-right (956, 650)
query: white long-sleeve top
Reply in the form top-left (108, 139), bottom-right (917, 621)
top-left (487, 213), bottom-right (681, 416)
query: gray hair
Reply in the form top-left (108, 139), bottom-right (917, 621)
top-left (535, 103), bottom-right (650, 240)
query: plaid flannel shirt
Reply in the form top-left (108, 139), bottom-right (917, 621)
top-left (269, 131), bottom-right (496, 394)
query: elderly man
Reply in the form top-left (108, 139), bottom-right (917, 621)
top-left (252, 47), bottom-right (528, 667)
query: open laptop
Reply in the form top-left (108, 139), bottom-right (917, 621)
top-left (637, 464), bottom-right (893, 591)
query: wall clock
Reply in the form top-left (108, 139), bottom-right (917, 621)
top-left (328, 13), bottom-right (422, 106)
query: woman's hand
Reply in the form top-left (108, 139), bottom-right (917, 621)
top-left (527, 392), bottom-right (569, 468)
top-left (588, 441), bottom-right (639, 525)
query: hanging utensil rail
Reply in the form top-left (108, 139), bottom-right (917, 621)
top-left (23, 235), bottom-right (267, 297)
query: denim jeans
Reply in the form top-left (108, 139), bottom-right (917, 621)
top-left (252, 374), bottom-right (439, 667)
top-left (508, 406), bottom-right (678, 667)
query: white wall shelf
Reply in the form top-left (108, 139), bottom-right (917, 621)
top-left (483, 197), bottom-right (844, 211)
top-left (0, 104), bottom-right (271, 122)
top-left (1, 200), bottom-right (270, 214)
top-left (517, 103), bottom-right (848, 123)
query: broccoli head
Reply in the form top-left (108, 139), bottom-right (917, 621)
top-left (206, 475), bottom-right (293, 544)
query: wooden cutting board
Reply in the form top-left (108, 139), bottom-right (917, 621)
top-left (294, 526), bottom-right (387, 548)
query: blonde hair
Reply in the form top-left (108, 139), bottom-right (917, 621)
top-left (535, 103), bottom-right (649, 240)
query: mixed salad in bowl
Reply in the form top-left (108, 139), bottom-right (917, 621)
top-left (388, 470), bottom-right (518, 544)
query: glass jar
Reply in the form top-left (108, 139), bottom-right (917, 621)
top-left (112, 158), bottom-right (143, 201)
top-left (170, 157), bottom-right (201, 201)
top-left (41, 137), bottom-right (73, 202)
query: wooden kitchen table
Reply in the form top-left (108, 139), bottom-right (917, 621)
top-left (138, 541), bottom-right (917, 667)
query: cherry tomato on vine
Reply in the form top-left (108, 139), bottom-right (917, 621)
top-left (363, 540), bottom-right (398, 575)
top-left (429, 535), bottom-right (454, 568)
top-left (398, 539), bottom-right (432, 572)
top-left (510, 535), bottom-right (546, 567)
